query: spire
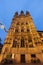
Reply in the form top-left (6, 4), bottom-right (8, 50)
top-left (14, 12), bottom-right (18, 17)
top-left (19, 11), bottom-right (25, 16)
top-left (26, 11), bottom-right (30, 16)
top-left (20, 11), bottom-right (24, 14)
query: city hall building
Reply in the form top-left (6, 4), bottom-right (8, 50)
top-left (0, 11), bottom-right (43, 63)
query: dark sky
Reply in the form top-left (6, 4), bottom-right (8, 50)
top-left (0, 0), bottom-right (43, 44)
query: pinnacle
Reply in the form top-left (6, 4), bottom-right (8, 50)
top-left (14, 11), bottom-right (31, 18)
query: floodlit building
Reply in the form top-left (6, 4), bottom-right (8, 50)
top-left (0, 11), bottom-right (43, 63)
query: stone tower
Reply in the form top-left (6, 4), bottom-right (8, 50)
top-left (0, 11), bottom-right (43, 63)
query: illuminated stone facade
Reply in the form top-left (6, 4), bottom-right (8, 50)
top-left (0, 11), bottom-right (43, 63)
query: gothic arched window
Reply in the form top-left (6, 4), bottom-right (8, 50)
top-left (17, 22), bottom-right (20, 25)
top-left (21, 37), bottom-right (25, 47)
top-left (27, 29), bottom-right (29, 32)
top-left (21, 22), bottom-right (24, 25)
top-left (21, 29), bottom-right (24, 32)
top-left (13, 40), bottom-right (17, 47)
top-left (26, 22), bottom-right (28, 25)
top-left (15, 29), bottom-right (18, 32)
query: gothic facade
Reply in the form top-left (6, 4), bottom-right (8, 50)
top-left (0, 11), bottom-right (43, 63)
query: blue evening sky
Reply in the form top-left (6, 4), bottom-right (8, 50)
top-left (0, 0), bottom-right (43, 44)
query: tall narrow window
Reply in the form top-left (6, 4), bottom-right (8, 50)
top-left (15, 29), bottom-right (18, 32)
top-left (13, 40), bottom-right (17, 47)
top-left (17, 22), bottom-right (20, 25)
top-left (21, 22), bottom-right (24, 25)
top-left (39, 33), bottom-right (42, 37)
top-left (26, 22), bottom-right (28, 25)
top-left (21, 29), bottom-right (24, 32)
top-left (27, 29), bottom-right (29, 32)
top-left (21, 37), bottom-right (25, 47)
top-left (28, 37), bottom-right (32, 42)
top-left (28, 34), bottom-right (32, 42)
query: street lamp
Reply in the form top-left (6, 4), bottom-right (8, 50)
top-left (0, 22), bottom-right (8, 33)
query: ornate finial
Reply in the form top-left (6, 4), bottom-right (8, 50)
top-left (15, 12), bottom-right (18, 15)
top-left (26, 11), bottom-right (30, 16)
top-left (14, 12), bottom-right (18, 17)
top-left (21, 11), bottom-right (24, 14)
top-left (20, 11), bottom-right (24, 16)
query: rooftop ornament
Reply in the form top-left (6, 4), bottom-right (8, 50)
top-left (26, 11), bottom-right (30, 16)
top-left (20, 11), bottom-right (25, 16)
top-left (14, 12), bottom-right (18, 17)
